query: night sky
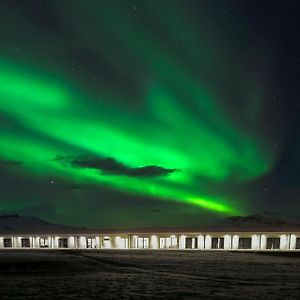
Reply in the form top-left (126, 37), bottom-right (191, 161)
top-left (0, 0), bottom-right (299, 228)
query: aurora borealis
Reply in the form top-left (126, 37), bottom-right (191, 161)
top-left (0, 1), bottom-right (299, 228)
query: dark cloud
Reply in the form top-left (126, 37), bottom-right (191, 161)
top-left (54, 155), bottom-right (178, 178)
top-left (0, 160), bottom-right (23, 166)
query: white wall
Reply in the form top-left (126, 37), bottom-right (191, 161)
top-left (232, 235), bottom-right (239, 250)
top-left (205, 235), bottom-right (212, 250)
top-left (179, 235), bottom-right (185, 249)
top-left (115, 236), bottom-right (126, 249)
top-left (251, 234), bottom-right (260, 250)
top-left (53, 237), bottom-right (59, 248)
top-left (137, 237), bottom-right (144, 248)
top-left (95, 236), bottom-right (100, 249)
top-left (170, 235), bottom-right (178, 248)
top-left (290, 234), bottom-right (297, 250)
top-left (102, 236), bottom-right (112, 249)
top-left (280, 234), bottom-right (288, 250)
top-left (150, 235), bottom-right (159, 249)
top-left (198, 235), bottom-right (205, 249)
top-left (79, 236), bottom-right (86, 248)
top-left (260, 235), bottom-right (267, 250)
top-left (68, 236), bottom-right (75, 248)
top-left (16, 237), bottom-right (22, 248)
top-left (224, 235), bottom-right (231, 250)
top-left (33, 236), bottom-right (39, 248)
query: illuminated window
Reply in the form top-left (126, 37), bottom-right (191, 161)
top-left (39, 238), bottom-right (49, 248)
top-left (58, 238), bottom-right (68, 248)
top-left (212, 238), bottom-right (224, 249)
top-left (137, 237), bottom-right (149, 248)
top-left (266, 238), bottom-right (280, 249)
top-left (238, 238), bottom-right (252, 249)
top-left (86, 238), bottom-right (95, 248)
top-left (160, 236), bottom-right (177, 248)
top-left (3, 238), bottom-right (12, 248)
top-left (21, 238), bottom-right (30, 248)
top-left (160, 237), bottom-right (166, 248)
top-left (185, 237), bottom-right (197, 249)
top-left (170, 236), bottom-right (177, 248)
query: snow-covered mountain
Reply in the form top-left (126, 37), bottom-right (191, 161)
top-left (0, 215), bottom-right (86, 234)
top-left (211, 211), bottom-right (300, 231)
top-left (1, 212), bottom-right (299, 234)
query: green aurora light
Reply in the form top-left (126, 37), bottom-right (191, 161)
top-left (0, 1), bottom-right (280, 219)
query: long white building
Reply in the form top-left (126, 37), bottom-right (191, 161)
top-left (1, 230), bottom-right (300, 251)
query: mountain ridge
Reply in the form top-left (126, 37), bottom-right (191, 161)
top-left (0, 212), bottom-right (300, 234)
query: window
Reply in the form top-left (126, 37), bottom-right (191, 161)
top-left (3, 238), bottom-right (12, 248)
top-left (137, 237), bottom-right (149, 248)
top-left (266, 238), bottom-right (280, 249)
top-left (219, 238), bottom-right (224, 249)
top-left (40, 238), bottom-right (49, 248)
top-left (185, 238), bottom-right (192, 249)
top-left (86, 238), bottom-right (95, 248)
top-left (212, 238), bottom-right (224, 249)
top-left (160, 237), bottom-right (166, 248)
top-left (238, 238), bottom-right (252, 249)
top-left (170, 236), bottom-right (177, 248)
top-left (296, 238), bottom-right (300, 249)
top-left (143, 237), bottom-right (149, 248)
top-left (58, 238), bottom-right (68, 248)
top-left (185, 237), bottom-right (198, 249)
top-left (212, 238), bottom-right (218, 249)
top-left (21, 238), bottom-right (30, 248)
top-left (194, 238), bottom-right (198, 249)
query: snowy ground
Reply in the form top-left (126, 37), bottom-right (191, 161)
top-left (0, 250), bottom-right (299, 299)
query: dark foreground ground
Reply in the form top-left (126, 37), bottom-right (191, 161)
top-left (0, 250), bottom-right (299, 299)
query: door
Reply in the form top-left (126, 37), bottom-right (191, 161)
top-left (160, 238), bottom-right (166, 248)
top-left (185, 238), bottom-right (193, 249)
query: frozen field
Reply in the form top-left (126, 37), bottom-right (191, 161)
top-left (0, 250), bottom-right (299, 299)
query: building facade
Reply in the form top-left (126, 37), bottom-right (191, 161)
top-left (0, 231), bottom-right (300, 251)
